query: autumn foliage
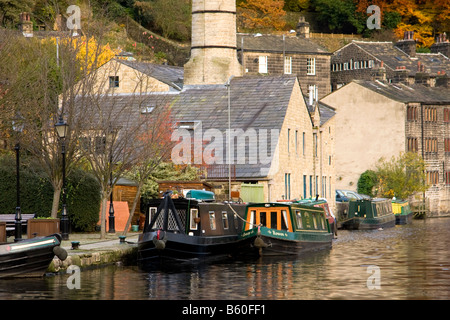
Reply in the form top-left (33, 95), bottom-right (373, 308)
top-left (238, 0), bottom-right (287, 31)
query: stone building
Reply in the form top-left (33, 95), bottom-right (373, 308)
top-left (86, 58), bottom-right (184, 94)
top-left (77, 0), bottom-right (336, 207)
top-left (321, 80), bottom-right (450, 216)
top-left (331, 31), bottom-right (450, 90)
top-left (237, 17), bottom-right (331, 100)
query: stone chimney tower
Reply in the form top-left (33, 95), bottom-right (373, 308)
top-left (183, 0), bottom-right (242, 85)
top-left (296, 16), bottom-right (310, 39)
top-left (395, 31), bottom-right (416, 57)
top-left (19, 12), bottom-right (33, 37)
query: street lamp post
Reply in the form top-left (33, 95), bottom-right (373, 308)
top-left (13, 117), bottom-right (24, 242)
top-left (55, 115), bottom-right (69, 240)
top-left (108, 129), bottom-right (115, 233)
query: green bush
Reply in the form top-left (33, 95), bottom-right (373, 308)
top-left (66, 168), bottom-right (101, 232)
top-left (357, 170), bottom-right (378, 198)
top-left (0, 155), bottom-right (101, 232)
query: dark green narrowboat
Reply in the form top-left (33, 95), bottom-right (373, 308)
top-left (238, 203), bottom-right (333, 257)
top-left (340, 198), bottom-right (396, 230)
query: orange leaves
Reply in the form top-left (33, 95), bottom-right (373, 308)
top-left (239, 0), bottom-right (286, 31)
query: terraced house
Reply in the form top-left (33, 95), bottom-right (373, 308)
top-left (321, 80), bottom-right (450, 216)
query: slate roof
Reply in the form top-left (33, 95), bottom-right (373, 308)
top-left (354, 80), bottom-right (450, 104)
top-left (237, 33), bottom-right (330, 55)
top-left (82, 75), bottom-right (301, 179)
top-left (336, 41), bottom-right (450, 76)
top-left (118, 60), bottom-right (184, 91)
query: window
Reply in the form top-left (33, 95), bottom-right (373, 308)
top-left (445, 171), bottom-right (450, 185)
top-left (444, 108), bottom-right (450, 122)
top-left (285, 173), bottom-right (291, 200)
top-left (407, 106), bottom-right (418, 121)
top-left (259, 56), bottom-right (268, 73)
top-left (109, 76), bottom-right (119, 88)
top-left (424, 138), bottom-right (438, 153)
top-left (284, 56), bottom-right (292, 74)
top-left (445, 138), bottom-right (450, 153)
top-left (295, 210), bottom-right (303, 229)
top-left (427, 171), bottom-right (439, 185)
top-left (307, 58), bottom-right (316, 75)
top-left (209, 211), bottom-right (216, 230)
top-left (149, 207), bottom-right (157, 225)
top-left (302, 132), bottom-right (306, 156)
top-left (424, 107), bottom-right (437, 122)
top-left (222, 212), bottom-right (229, 229)
top-left (287, 128), bottom-right (290, 153)
top-left (407, 137), bottom-right (418, 152)
top-left (190, 208), bottom-right (199, 230)
top-left (281, 210), bottom-right (289, 230)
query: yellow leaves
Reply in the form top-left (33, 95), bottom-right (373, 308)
top-left (239, 0), bottom-right (286, 31)
top-left (42, 36), bottom-right (118, 72)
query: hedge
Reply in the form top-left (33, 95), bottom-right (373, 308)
top-left (0, 155), bottom-right (101, 232)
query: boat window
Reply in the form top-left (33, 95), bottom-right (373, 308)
top-left (222, 212), bottom-right (229, 229)
top-left (295, 210), bottom-right (303, 229)
top-left (189, 208), bottom-right (199, 230)
top-left (320, 214), bottom-right (326, 230)
top-left (149, 207), bottom-right (157, 225)
top-left (259, 211), bottom-right (267, 227)
top-left (312, 214), bottom-right (318, 229)
top-left (209, 211), bottom-right (216, 230)
top-left (248, 210), bottom-right (256, 230)
top-left (270, 211), bottom-right (277, 229)
top-left (281, 210), bottom-right (288, 230)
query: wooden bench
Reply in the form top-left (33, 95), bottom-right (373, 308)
top-left (0, 214), bottom-right (36, 235)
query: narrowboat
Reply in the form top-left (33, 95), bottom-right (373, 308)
top-left (138, 191), bottom-right (246, 267)
top-left (392, 199), bottom-right (413, 224)
top-left (0, 233), bottom-right (67, 278)
top-left (340, 198), bottom-right (396, 230)
top-left (295, 197), bottom-right (337, 236)
top-left (238, 202), bottom-right (333, 257)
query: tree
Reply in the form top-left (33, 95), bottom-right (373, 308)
top-left (238, 0), bottom-right (286, 31)
top-left (357, 170), bottom-right (378, 198)
top-left (374, 152), bottom-right (427, 199)
top-left (121, 103), bottom-right (175, 235)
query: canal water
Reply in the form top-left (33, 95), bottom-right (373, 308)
top-left (1, 217), bottom-right (450, 301)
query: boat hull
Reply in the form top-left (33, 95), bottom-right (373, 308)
top-left (238, 227), bottom-right (333, 257)
top-left (0, 234), bottom-right (63, 278)
top-left (395, 212), bottom-right (413, 225)
top-left (340, 214), bottom-right (396, 230)
top-left (137, 231), bottom-right (241, 267)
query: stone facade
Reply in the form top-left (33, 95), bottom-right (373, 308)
top-left (80, 59), bottom-right (183, 95)
top-left (322, 80), bottom-right (450, 216)
top-left (331, 34), bottom-right (450, 91)
top-left (240, 49), bottom-right (331, 99)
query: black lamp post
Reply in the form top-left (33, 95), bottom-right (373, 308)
top-left (55, 115), bottom-right (69, 240)
top-left (12, 117), bottom-right (24, 242)
top-left (108, 128), bottom-right (115, 233)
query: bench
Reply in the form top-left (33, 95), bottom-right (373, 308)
top-left (0, 214), bottom-right (36, 235)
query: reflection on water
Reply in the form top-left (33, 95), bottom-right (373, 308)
top-left (1, 218), bottom-right (450, 300)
